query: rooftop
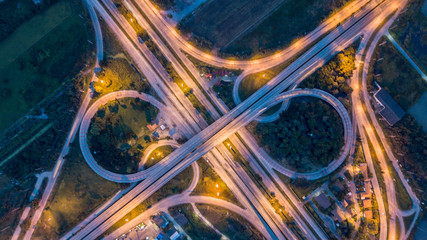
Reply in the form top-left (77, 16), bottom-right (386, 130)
top-left (315, 193), bottom-right (332, 209)
top-left (373, 83), bottom-right (405, 126)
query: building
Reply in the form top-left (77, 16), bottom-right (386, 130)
top-left (171, 212), bottom-right (188, 226)
top-left (373, 83), bottom-right (405, 126)
top-left (359, 164), bottom-right (369, 180)
top-left (315, 193), bottom-right (332, 209)
top-left (166, 227), bottom-right (181, 240)
top-left (155, 233), bottom-right (168, 240)
top-left (364, 209), bottom-right (373, 219)
top-left (364, 180), bottom-right (372, 192)
top-left (360, 191), bottom-right (371, 200)
top-left (363, 199), bottom-right (372, 209)
top-left (152, 213), bottom-right (169, 229)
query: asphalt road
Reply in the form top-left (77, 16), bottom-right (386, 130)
top-left (69, 1), bottom-right (404, 239)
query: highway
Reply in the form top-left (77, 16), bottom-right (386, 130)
top-left (78, 1), bottom-right (289, 238)
top-left (88, 0), bottom-right (354, 238)
top-left (20, 1), bottom-right (418, 240)
top-left (356, 8), bottom-right (420, 239)
top-left (67, 0), bottom-right (407, 239)
top-left (138, 140), bottom-right (180, 170)
top-left (81, 4), bottom-right (300, 238)
top-left (137, 0), bottom-right (372, 71)
top-left (348, 3), bottom-right (420, 239)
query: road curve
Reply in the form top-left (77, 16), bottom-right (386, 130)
top-left (138, 140), bottom-right (180, 170)
top-left (81, 89), bottom-right (351, 183)
top-left (258, 88), bottom-right (353, 180)
top-left (139, 0), bottom-right (371, 71)
top-left (79, 90), bottom-right (170, 183)
top-left (104, 195), bottom-right (266, 240)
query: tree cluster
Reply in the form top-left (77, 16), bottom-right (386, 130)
top-left (88, 99), bottom-right (157, 174)
top-left (254, 99), bottom-right (344, 172)
top-left (302, 46), bottom-right (356, 97)
top-left (212, 83), bottom-right (236, 109)
top-left (385, 115), bottom-right (427, 204)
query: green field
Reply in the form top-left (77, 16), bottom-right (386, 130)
top-left (0, 1), bottom-right (92, 132)
top-left (222, 0), bottom-right (351, 57)
top-left (0, 1), bottom-right (72, 69)
top-left (178, 0), bottom-right (284, 49)
top-left (32, 143), bottom-right (123, 239)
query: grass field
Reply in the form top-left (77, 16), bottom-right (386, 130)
top-left (368, 37), bottom-right (427, 110)
top-left (222, 0), bottom-right (351, 57)
top-left (239, 71), bottom-right (274, 101)
top-left (144, 145), bottom-right (174, 168)
top-left (196, 203), bottom-right (264, 240)
top-left (178, 0), bottom-right (284, 49)
top-left (32, 143), bottom-right (123, 239)
top-left (0, 1), bottom-right (92, 132)
top-left (192, 158), bottom-right (240, 205)
top-left (0, 1), bottom-right (72, 69)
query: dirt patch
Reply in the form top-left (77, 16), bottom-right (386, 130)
top-left (178, 0), bottom-right (284, 48)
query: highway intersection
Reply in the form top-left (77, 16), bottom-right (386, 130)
top-left (14, 0), bottom-right (422, 239)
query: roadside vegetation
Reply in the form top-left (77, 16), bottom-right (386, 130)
top-left (169, 204), bottom-right (221, 240)
top-left (187, 55), bottom-right (242, 109)
top-left (222, 0), bottom-right (352, 58)
top-left (389, 0), bottom-right (427, 73)
top-left (367, 35), bottom-right (427, 212)
top-left (237, 54), bottom-right (300, 115)
top-left (367, 36), bottom-right (427, 110)
top-left (88, 97), bottom-right (159, 174)
top-left (101, 163), bottom-right (194, 238)
top-left (114, 0), bottom-right (215, 124)
top-left (192, 158), bottom-right (240, 205)
top-left (301, 44), bottom-right (356, 108)
top-left (150, 0), bottom-right (175, 11)
top-left (196, 203), bottom-right (264, 240)
top-left (252, 98), bottom-right (344, 172)
top-left (277, 173), bottom-right (326, 200)
top-left (32, 142), bottom-right (124, 239)
top-left (144, 145), bottom-right (174, 168)
top-left (222, 140), bottom-right (302, 237)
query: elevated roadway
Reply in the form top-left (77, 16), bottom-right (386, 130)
top-left (70, 0), bottom-right (402, 238)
